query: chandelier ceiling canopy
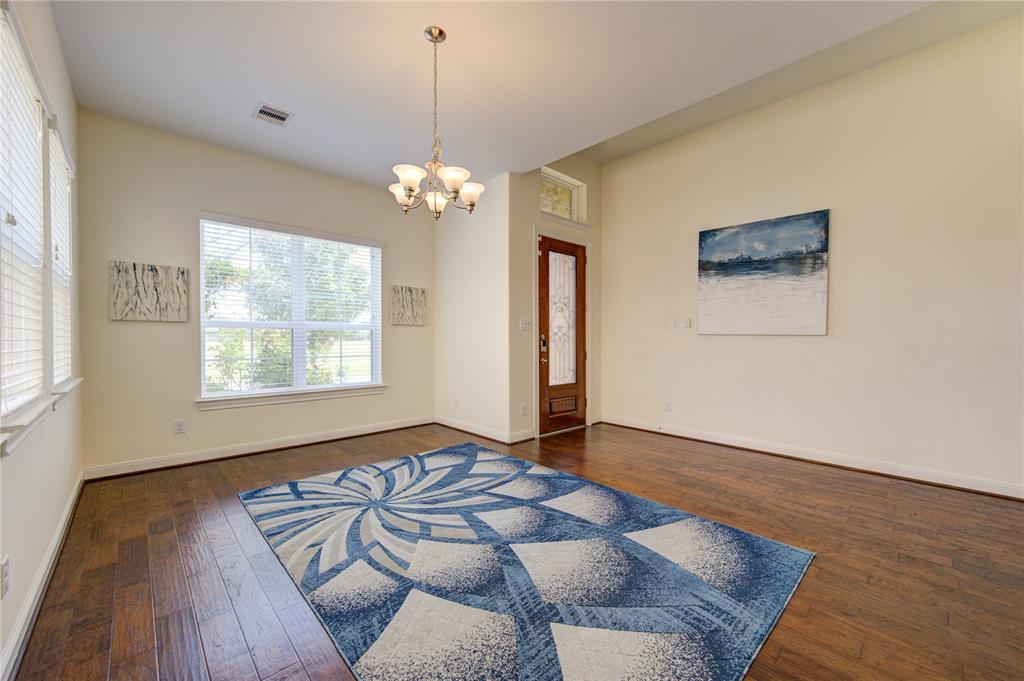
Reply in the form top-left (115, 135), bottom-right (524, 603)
top-left (388, 26), bottom-right (484, 221)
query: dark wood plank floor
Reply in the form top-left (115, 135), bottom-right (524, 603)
top-left (15, 424), bottom-right (1024, 680)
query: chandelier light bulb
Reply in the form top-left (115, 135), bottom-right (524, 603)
top-left (425, 191), bottom-right (448, 217)
top-left (438, 166), bottom-right (470, 193)
top-left (389, 183), bottom-right (414, 207)
top-left (393, 164), bottom-right (427, 192)
top-left (460, 182), bottom-right (485, 209)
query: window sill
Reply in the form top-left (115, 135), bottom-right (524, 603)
top-left (0, 376), bottom-right (84, 456)
top-left (53, 376), bottom-right (85, 410)
top-left (196, 384), bottom-right (387, 411)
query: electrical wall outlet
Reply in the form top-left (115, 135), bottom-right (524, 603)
top-left (172, 418), bottom-right (186, 435)
top-left (2, 556), bottom-right (9, 599)
top-left (453, 396), bottom-right (459, 408)
top-left (519, 403), bottom-right (528, 417)
top-left (664, 401), bottom-right (673, 413)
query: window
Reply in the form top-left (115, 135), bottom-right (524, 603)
top-left (199, 217), bottom-right (382, 398)
top-left (540, 167), bottom-right (585, 223)
top-left (1, 11), bottom-right (45, 415)
top-left (51, 131), bottom-right (73, 386)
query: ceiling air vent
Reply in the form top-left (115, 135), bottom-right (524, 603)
top-left (252, 102), bottom-right (292, 127)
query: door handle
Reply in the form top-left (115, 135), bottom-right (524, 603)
top-left (540, 358), bottom-right (548, 363)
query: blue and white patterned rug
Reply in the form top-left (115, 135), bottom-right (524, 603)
top-left (240, 443), bottom-right (813, 680)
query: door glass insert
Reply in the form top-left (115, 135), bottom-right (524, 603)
top-left (548, 251), bottom-right (577, 386)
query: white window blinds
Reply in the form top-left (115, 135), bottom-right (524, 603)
top-left (50, 130), bottom-right (72, 385)
top-left (200, 218), bottom-right (382, 397)
top-left (1, 11), bottom-right (45, 415)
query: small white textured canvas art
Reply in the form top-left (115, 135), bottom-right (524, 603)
top-left (389, 285), bottom-right (428, 326)
top-left (109, 260), bottom-right (189, 322)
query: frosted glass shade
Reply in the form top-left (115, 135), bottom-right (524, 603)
top-left (388, 183), bottom-right (413, 207)
top-left (393, 164), bottom-right (427, 191)
top-left (425, 191), bottom-right (448, 215)
top-left (438, 166), bottom-right (471, 193)
top-left (460, 182), bottom-right (485, 206)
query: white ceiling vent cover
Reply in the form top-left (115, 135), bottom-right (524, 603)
top-left (252, 102), bottom-right (292, 127)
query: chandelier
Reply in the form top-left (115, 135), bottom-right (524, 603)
top-left (389, 26), bottom-right (485, 220)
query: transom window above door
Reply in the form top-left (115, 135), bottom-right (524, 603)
top-left (540, 167), bottom-right (586, 224)
top-left (199, 217), bottom-right (382, 399)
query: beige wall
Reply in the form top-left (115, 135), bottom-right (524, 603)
top-left (600, 15), bottom-right (1024, 497)
top-left (507, 170), bottom-right (541, 439)
top-left (1, 0), bottom-right (82, 668)
top-left (434, 174), bottom-right (513, 440)
top-left (77, 111), bottom-right (436, 474)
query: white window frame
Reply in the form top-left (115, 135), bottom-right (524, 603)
top-left (196, 212), bottom-right (385, 409)
top-left (540, 166), bottom-right (587, 225)
top-left (0, 6), bottom-right (81, 456)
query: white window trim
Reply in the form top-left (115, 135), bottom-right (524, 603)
top-left (0, 377), bottom-right (82, 456)
top-left (195, 383), bottom-right (387, 411)
top-left (540, 166), bottom-right (587, 226)
top-left (198, 211), bottom-right (383, 250)
top-left (0, 6), bottom-right (81, 455)
top-left (198, 212), bottom-right (384, 405)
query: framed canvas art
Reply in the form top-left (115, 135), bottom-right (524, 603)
top-left (110, 260), bottom-right (189, 322)
top-left (697, 210), bottom-right (829, 335)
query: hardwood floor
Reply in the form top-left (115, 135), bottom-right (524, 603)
top-left (15, 423), bottom-right (1024, 680)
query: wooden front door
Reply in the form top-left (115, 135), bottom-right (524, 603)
top-left (538, 236), bottom-right (586, 435)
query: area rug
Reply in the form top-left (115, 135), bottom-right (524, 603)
top-left (240, 442), bottom-right (813, 681)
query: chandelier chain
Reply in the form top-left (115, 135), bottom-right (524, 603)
top-left (431, 40), bottom-right (442, 161)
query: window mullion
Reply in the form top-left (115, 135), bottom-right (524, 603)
top-left (291, 235), bottom-right (306, 389)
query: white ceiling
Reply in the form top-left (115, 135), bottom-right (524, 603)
top-left (53, 1), bottom-right (932, 187)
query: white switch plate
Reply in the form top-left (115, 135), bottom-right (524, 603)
top-left (519, 319), bottom-right (532, 331)
top-left (684, 317), bottom-right (693, 329)
top-left (172, 418), bottom-right (186, 435)
top-left (666, 317), bottom-right (677, 330)
top-left (1, 556), bottom-right (9, 599)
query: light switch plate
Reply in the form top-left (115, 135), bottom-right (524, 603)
top-left (519, 319), bottom-right (532, 331)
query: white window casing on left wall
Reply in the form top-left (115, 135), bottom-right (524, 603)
top-left (0, 8), bottom-right (81, 456)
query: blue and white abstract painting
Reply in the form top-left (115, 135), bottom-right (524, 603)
top-left (698, 210), bottom-right (829, 335)
top-left (240, 443), bottom-right (814, 681)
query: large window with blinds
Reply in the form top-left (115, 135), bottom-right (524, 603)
top-left (1, 8), bottom-right (77, 422)
top-left (199, 217), bottom-right (382, 398)
top-left (1, 11), bottom-right (46, 416)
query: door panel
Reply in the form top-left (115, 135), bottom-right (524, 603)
top-left (539, 236), bottom-right (586, 435)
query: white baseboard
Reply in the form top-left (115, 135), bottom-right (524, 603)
top-left (601, 415), bottom-right (1024, 499)
top-left (508, 428), bottom-right (537, 443)
top-left (83, 416), bottom-right (435, 479)
top-left (1, 470), bottom-right (84, 681)
top-left (433, 416), bottom-right (534, 445)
